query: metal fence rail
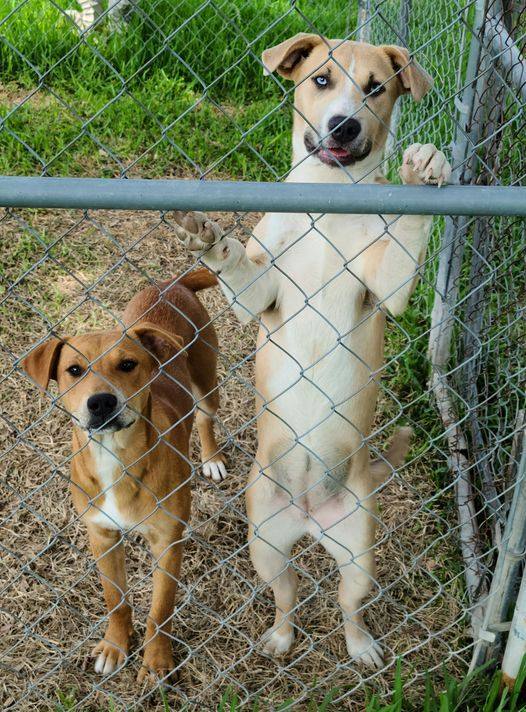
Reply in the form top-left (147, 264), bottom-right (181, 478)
top-left (1, 177), bottom-right (526, 214)
top-left (0, 0), bottom-right (524, 710)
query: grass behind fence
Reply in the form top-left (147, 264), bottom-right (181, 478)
top-left (1, 1), bottom-right (523, 709)
top-left (0, 0), bottom-right (355, 178)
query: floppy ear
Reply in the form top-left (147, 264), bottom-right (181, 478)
top-left (262, 32), bottom-right (324, 79)
top-left (129, 322), bottom-right (185, 364)
top-left (22, 337), bottom-right (64, 392)
top-left (382, 45), bottom-right (433, 101)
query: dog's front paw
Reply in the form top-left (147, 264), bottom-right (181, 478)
top-left (91, 636), bottom-right (129, 675)
top-left (137, 641), bottom-right (176, 685)
top-left (400, 144), bottom-right (451, 187)
top-left (173, 211), bottom-right (223, 254)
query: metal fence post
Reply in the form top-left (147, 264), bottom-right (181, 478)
top-left (470, 425), bottom-right (526, 670)
top-left (427, 0), bottom-right (491, 639)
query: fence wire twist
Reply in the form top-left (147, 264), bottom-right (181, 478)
top-left (0, 0), bottom-right (525, 710)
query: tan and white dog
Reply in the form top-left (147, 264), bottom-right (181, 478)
top-left (174, 35), bottom-right (451, 668)
top-left (23, 270), bottom-right (226, 681)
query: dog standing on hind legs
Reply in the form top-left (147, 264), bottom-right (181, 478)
top-left (23, 269), bottom-right (226, 682)
top-left (174, 34), bottom-right (451, 668)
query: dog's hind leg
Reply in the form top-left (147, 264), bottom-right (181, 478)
top-left (247, 469), bottom-right (306, 656)
top-left (192, 380), bottom-right (227, 483)
top-left (186, 322), bottom-right (227, 483)
top-left (312, 492), bottom-right (384, 669)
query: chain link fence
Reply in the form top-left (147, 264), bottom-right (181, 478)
top-left (0, 0), bottom-right (525, 709)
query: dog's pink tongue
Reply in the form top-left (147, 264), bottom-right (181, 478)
top-left (328, 147), bottom-right (350, 157)
top-left (321, 147), bottom-right (351, 160)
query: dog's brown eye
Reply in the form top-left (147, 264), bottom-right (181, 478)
top-left (66, 364), bottom-right (83, 377)
top-left (118, 359), bottom-right (137, 373)
top-left (365, 79), bottom-right (385, 97)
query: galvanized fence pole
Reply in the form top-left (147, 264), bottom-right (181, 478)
top-left (470, 425), bottom-right (526, 671)
top-left (502, 440), bottom-right (526, 688)
top-left (427, 0), bottom-right (491, 639)
top-left (384, 0), bottom-right (412, 162)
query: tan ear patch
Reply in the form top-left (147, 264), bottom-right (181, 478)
top-left (382, 45), bottom-right (433, 101)
top-left (262, 32), bottom-right (324, 79)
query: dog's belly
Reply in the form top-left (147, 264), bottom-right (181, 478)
top-left (255, 222), bottom-right (385, 504)
top-left (261, 277), bottom-right (382, 436)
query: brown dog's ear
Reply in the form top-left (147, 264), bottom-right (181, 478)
top-left (262, 32), bottom-right (324, 79)
top-left (382, 46), bottom-right (433, 101)
top-left (129, 322), bottom-right (185, 364)
top-left (22, 337), bottom-right (64, 392)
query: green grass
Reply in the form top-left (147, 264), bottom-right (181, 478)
top-left (0, 0), bottom-right (355, 179)
top-left (215, 658), bottom-right (526, 711)
top-left (53, 658), bottom-right (526, 710)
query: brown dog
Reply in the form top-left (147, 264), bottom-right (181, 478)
top-left (22, 269), bottom-right (226, 682)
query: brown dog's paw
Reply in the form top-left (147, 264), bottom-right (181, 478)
top-left (91, 637), bottom-right (129, 675)
top-left (399, 143), bottom-right (452, 187)
top-left (202, 453), bottom-right (228, 483)
top-left (173, 211), bottom-right (223, 253)
top-left (137, 645), bottom-right (177, 686)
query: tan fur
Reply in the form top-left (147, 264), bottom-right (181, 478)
top-left (23, 273), bottom-right (224, 682)
top-left (263, 34), bottom-right (432, 161)
top-left (175, 37), bottom-right (450, 669)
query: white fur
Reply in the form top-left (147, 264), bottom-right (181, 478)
top-left (321, 56), bottom-right (360, 139)
top-left (87, 433), bottom-right (146, 532)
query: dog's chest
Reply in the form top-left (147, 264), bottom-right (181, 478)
top-left (274, 213), bottom-right (380, 318)
top-left (269, 213), bottom-right (383, 372)
top-left (87, 437), bottom-right (145, 532)
top-left (257, 213), bottom-right (385, 452)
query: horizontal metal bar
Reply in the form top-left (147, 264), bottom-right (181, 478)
top-left (1, 176), bottom-right (525, 215)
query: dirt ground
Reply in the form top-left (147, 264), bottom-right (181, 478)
top-left (0, 207), bottom-right (468, 710)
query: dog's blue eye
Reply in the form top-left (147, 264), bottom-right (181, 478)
top-left (118, 359), bottom-right (137, 373)
top-left (67, 365), bottom-right (83, 377)
top-left (314, 75), bottom-right (329, 88)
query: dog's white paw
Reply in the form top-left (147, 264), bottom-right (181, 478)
top-left (202, 456), bottom-right (227, 483)
top-left (346, 633), bottom-right (384, 669)
top-left (400, 143), bottom-right (451, 187)
top-left (173, 211), bottom-right (223, 254)
top-left (91, 639), bottom-right (127, 675)
top-left (262, 625), bottom-right (294, 656)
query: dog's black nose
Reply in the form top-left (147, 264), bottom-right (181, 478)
top-left (87, 393), bottom-right (118, 424)
top-left (327, 115), bottom-right (361, 144)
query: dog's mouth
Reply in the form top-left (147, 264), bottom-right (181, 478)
top-left (81, 414), bottom-right (136, 434)
top-left (304, 134), bottom-right (372, 167)
top-left (90, 418), bottom-right (134, 434)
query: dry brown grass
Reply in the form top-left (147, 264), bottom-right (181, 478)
top-left (0, 207), bottom-right (469, 711)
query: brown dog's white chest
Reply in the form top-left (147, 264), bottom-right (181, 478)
top-left (84, 434), bottom-right (147, 532)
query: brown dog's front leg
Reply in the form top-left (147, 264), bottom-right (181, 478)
top-left (87, 525), bottom-right (133, 675)
top-left (137, 527), bottom-right (184, 684)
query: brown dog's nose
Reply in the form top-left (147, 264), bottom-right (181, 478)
top-left (87, 393), bottom-right (118, 425)
top-left (327, 115), bottom-right (361, 144)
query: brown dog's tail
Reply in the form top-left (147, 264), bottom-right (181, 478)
top-left (178, 268), bottom-right (218, 292)
top-left (370, 426), bottom-right (413, 484)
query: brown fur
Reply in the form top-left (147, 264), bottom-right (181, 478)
top-left (22, 272), bottom-right (224, 683)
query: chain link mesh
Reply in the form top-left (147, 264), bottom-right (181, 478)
top-left (0, 0), bottom-right (524, 709)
